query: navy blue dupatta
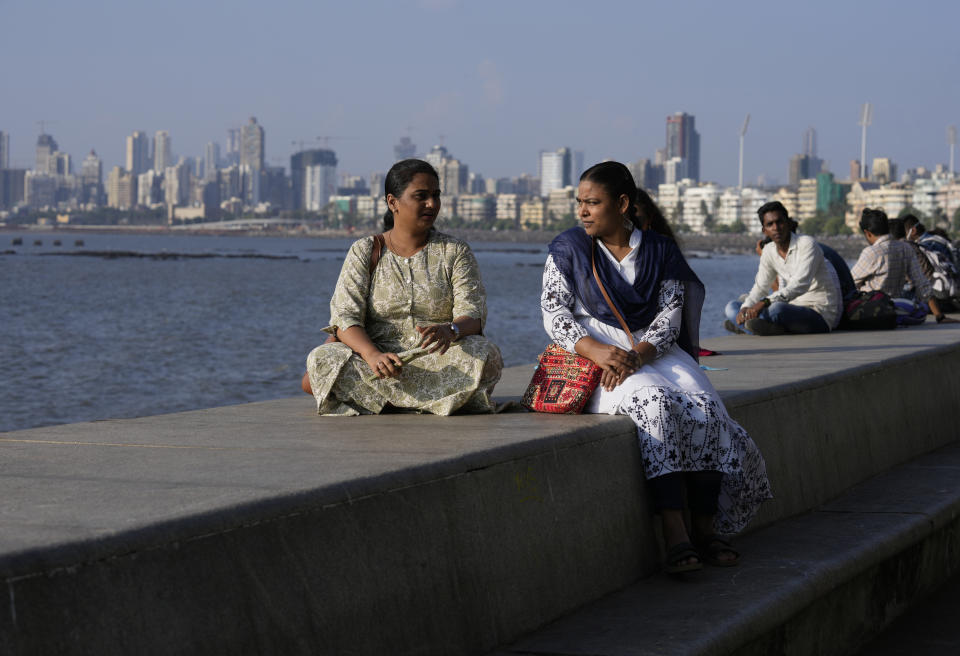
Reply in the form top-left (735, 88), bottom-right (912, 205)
top-left (548, 227), bottom-right (705, 362)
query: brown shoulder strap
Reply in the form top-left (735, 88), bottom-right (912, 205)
top-left (591, 238), bottom-right (637, 349)
top-left (369, 233), bottom-right (385, 275)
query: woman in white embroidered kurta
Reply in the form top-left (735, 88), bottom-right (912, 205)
top-left (542, 162), bottom-right (771, 572)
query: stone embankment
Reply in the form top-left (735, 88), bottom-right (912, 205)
top-left (2, 324), bottom-right (958, 655)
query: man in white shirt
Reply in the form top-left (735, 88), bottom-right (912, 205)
top-left (724, 202), bottom-right (842, 336)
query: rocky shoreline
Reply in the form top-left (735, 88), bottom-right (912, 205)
top-left (1, 224), bottom-right (867, 259)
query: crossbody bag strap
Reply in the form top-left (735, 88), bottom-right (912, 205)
top-left (331, 233), bottom-right (385, 342)
top-left (369, 233), bottom-right (385, 275)
top-left (591, 238), bottom-right (637, 349)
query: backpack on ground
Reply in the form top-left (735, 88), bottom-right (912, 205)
top-left (840, 290), bottom-right (897, 330)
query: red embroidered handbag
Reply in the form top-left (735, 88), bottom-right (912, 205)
top-left (521, 238), bottom-right (637, 414)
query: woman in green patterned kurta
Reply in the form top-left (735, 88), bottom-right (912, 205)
top-left (304, 159), bottom-right (503, 415)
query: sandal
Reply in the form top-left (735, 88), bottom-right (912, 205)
top-left (665, 541), bottom-right (703, 574)
top-left (696, 535), bottom-right (740, 567)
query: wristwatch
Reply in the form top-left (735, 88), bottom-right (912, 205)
top-left (448, 322), bottom-right (461, 340)
top-left (761, 297), bottom-right (772, 307)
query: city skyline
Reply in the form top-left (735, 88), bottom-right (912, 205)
top-left (2, 0), bottom-right (958, 185)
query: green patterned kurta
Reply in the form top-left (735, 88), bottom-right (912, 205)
top-left (307, 231), bottom-right (503, 416)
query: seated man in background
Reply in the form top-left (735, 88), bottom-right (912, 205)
top-left (725, 201), bottom-right (842, 335)
top-left (889, 218), bottom-right (936, 294)
top-left (903, 214), bottom-right (956, 265)
top-left (901, 214), bottom-right (960, 306)
top-left (852, 208), bottom-right (955, 324)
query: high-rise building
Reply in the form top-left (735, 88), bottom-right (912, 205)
top-left (204, 142), bottom-right (220, 179)
top-left (164, 161), bottom-right (191, 207)
top-left (153, 131), bottom-right (171, 172)
top-left (665, 112), bottom-right (700, 182)
top-left (225, 128), bottom-right (241, 166)
top-left (425, 145), bottom-right (449, 170)
top-left (304, 163), bottom-right (337, 211)
top-left (871, 157), bottom-right (897, 185)
top-left (789, 129), bottom-right (823, 186)
top-left (35, 133), bottom-right (58, 173)
top-left (240, 117), bottom-right (265, 171)
top-left (394, 136), bottom-right (416, 161)
top-left (0, 131), bottom-right (9, 169)
top-left (125, 131), bottom-right (151, 175)
top-left (291, 148), bottom-right (337, 211)
top-left (539, 147), bottom-right (572, 197)
top-left (789, 154), bottom-right (823, 186)
top-left (803, 127), bottom-right (818, 157)
top-left (437, 157), bottom-right (468, 196)
top-left (50, 152), bottom-right (72, 176)
top-left (79, 150), bottom-right (103, 206)
top-left (0, 168), bottom-right (27, 209)
top-left (107, 166), bottom-right (136, 209)
top-left (25, 171), bottom-right (57, 209)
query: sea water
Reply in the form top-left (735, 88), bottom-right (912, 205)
top-left (0, 232), bottom-right (758, 432)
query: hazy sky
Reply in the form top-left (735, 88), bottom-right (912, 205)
top-left (3, 0), bottom-right (958, 187)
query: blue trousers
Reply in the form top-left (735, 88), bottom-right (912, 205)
top-left (725, 299), bottom-right (829, 334)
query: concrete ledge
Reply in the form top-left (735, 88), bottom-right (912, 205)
top-left (1, 323), bottom-right (959, 654)
top-left (494, 440), bottom-right (960, 656)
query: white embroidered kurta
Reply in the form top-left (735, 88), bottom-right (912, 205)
top-left (541, 229), bottom-right (771, 533)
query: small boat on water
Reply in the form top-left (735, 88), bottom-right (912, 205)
top-left (12, 237), bottom-right (22, 246)
top-left (53, 240), bottom-right (62, 246)
top-left (33, 239), bottom-right (42, 246)
top-left (75, 239), bottom-right (85, 246)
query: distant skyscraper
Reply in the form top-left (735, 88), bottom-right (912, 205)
top-left (240, 117), bottom-right (265, 171)
top-left (79, 150), bottom-right (103, 205)
top-left (425, 145), bottom-right (449, 170)
top-left (290, 148), bottom-right (337, 210)
top-left (394, 136), bottom-right (416, 161)
top-left (107, 166), bottom-right (136, 209)
top-left (153, 131), bottom-right (171, 172)
top-left (665, 112), bottom-right (700, 182)
top-left (225, 128), bottom-right (241, 166)
top-left (437, 157), bottom-right (467, 196)
top-left (789, 128), bottom-right (823, 185)
top-left (871, 157), bottom-right (897, 184)
top-left (0, 131), bottom-right (9, 169)
top-left (803, 127), bottom-right (818, 157)
top-left (165, 160), bottom-right (190, 206)
top-left (539, 147), bottom-right (572, 197)
top-left (125, 131), bottom-right (151, 175)
top-left (35, 133), bottom-right (58, 173)
top-left (204, 142), bottom-right (220, 179)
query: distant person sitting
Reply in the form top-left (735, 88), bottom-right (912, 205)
top-left (724, 202), bottom-right (842, 335)
top-left (903, 215), bottom-right (956, 265)
top-left (889, 218), bottom-right (936, 295)
top-left (851, 208), bottom-right (955, 324)
top-left (901, 214), bottom-right (960, 305)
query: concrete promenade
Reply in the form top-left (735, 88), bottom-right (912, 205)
top-left (2, 322), bottom-right (960, 654)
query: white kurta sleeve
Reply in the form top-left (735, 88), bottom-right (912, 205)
top-left (541, 255), bottom-right (589, 353)
top-left (639, 279), bottom-right (684, 356)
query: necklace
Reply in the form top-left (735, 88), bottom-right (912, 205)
top-left (387, 230), bottom-right (427, 258)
